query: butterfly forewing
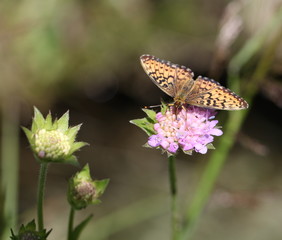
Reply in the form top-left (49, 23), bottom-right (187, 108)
top-left (185, 76), bottom-right (248, 110)
top-left (140, 55), bottom-right (195, 98)
top-left (140, 55), bottom-right (176, 97)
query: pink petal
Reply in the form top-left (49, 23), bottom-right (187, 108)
top-left (168, 142), bottom-right (179, 153)
top-left (148, 135), bottom-right (162, 147)
top-left (210, 128), bottom-right (223, 136)
top-left (160, 140), bottom-right (170, 149)
top-left (198, 146), bottom-right (208, 154)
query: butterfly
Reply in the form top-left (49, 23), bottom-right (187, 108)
top-left (140, 54), bottom-right (248, 110)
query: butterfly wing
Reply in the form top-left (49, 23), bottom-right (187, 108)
top-left (140, 55), bottom-right (248, 110)
top-left (185, 76), bottom-right (248, 110)
top-left (173, 65), bottom-right (195, 98)
top-left (140, 54), bottom-right (176, 97)
top-left (140, 55), bottom-right (194, 98)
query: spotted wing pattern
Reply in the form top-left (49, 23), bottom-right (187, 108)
top-left (140, 54), bottom-right (194, 97)
top-left (140, 54), bottom-right (248, 110)
top-left (184, 76), bottom-right (248, 110)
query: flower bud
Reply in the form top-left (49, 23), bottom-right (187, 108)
top-left (22, 107), bottom-right (88, 165)
top-left (10, 220), bottom-right (51, 240)
top-left (68, 164), bottom-right (109, 210)
top-left (34, 129), bottom-right (71, 159)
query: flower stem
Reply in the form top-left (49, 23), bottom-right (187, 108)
top-left (0, 100), bottom-right (19, 238)
top-left (37, 162), bottom-right (49, 231)
top-left (168, 155), bottom-right (179, 240)
top-left (68, 207), bottom-right (75, 240)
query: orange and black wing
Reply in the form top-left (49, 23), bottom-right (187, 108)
top-left (185, 76), bottom-right (248, 110)
top-left (140, 54), bottom-right (194, 98)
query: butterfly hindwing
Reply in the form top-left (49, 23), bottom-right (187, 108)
top-left (186, 76), bottom-right (248, 110)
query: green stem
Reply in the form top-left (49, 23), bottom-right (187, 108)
top-left (68, 207), bottom-right (75, 240)
top-left (37, 162), bottom-right (49, 231)
top-left (0, 100), bottom-right (19, 238)
top-left (168, 155), bottom-right (179, 240)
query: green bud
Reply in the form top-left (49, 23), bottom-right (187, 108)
top-left (68, 164), bottom-right (109, 210)
top-left (10, 220), bottom-right (51, 240)
top-left (22, 107), bottom-right (88, 165)
top-left (34, 129), bottom-right (71, 159)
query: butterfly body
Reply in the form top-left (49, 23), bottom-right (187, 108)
top-left (140, 54), bottom-right (248, 110)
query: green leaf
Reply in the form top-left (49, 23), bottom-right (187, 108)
top-left (70, 142), bottom-right (88, 154)
top-left (95, 179), bottom-right (110, 196)
top-left (57, 111), bottom-right (69, 131)
top-left (206, 143), bottom-right (215, 150)
top-left (24, 219), bottom-right (36, 231)
top-left (64, 156), bottom-right (80, 167)
top-left (45, 112), bottom-right (53, 129)
top-left (182, 149), bottom-right (193, 155)
top-left (79, 164), bottom-right (91, 178)
top-left (130, 118), bottom-right (156, 136)
top-left (67, 124), bottom-right (82, 141)
top-left (70, 214), bottom-right (93, 240)
top-left (142, 108), bottom-right (156, 121)
top-left (22, 127), bottom-right (33, 143)
top-left (32, 107), bottom-right (45, 132)
top-left (51, 118), bottom-right (58, 130)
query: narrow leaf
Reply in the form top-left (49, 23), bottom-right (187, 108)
top-left (67, 124), bottom-right (82, 141)
top-left (45, 112), bottom-right (53, 129)
top-left (22, 127), bottom-right (33, 143)
top-left (130, 118), bottom-right (155, 136)
top-left (65, 156), bottom-right (80, 167)
top-left (95, 179), bottom-right (110, 195)
top-left (32, 107), bottom-right (45, 132)
top-left (141, 108), bottom-right (156, 121)
top-left (57, 111), bottom-right (69, 131)
top-left (71, 215), bottom-right (93, 240)
top-left (70, 142), bottom-right (88, 154)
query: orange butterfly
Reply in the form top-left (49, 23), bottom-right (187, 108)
top-left (140, 54), bottom-right (248, 110)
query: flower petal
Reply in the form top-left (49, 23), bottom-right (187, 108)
top-left (210, 128), bottom-right (223, 136)
top-left (168, 142), bottom-right (179, 153)
top-left (198, 146), bottom-right (208, 154)
top-left (145, 105), bottom-right (223, 155)
top-left (148, 135), bottom-right (162, 147)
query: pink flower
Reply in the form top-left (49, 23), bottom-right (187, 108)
top-left (147, 106), bottom-right (223, 154)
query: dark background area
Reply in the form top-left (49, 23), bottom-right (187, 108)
top-left (1, 0), bottom-right (282, 239)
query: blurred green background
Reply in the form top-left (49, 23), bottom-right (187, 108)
top-left (1, 0), bottom-right (282, 239)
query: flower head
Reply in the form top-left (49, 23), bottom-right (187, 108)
top-left (131, 104), bottom-right (223, 155)
top-left (68, 164), bottom-right (109, 210)
top-left (10, 220), bottom-right (51, 240)
top-left (23, 107), bottom-right (88, 165)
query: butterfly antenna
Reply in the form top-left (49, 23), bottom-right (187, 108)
top-left (144, 104), bottom-right (161, 109)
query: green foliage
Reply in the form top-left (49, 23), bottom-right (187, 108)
top-left (130, 108), bottom-right (157, 136)
top-left (70, 215), bottom-right (93, 240)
